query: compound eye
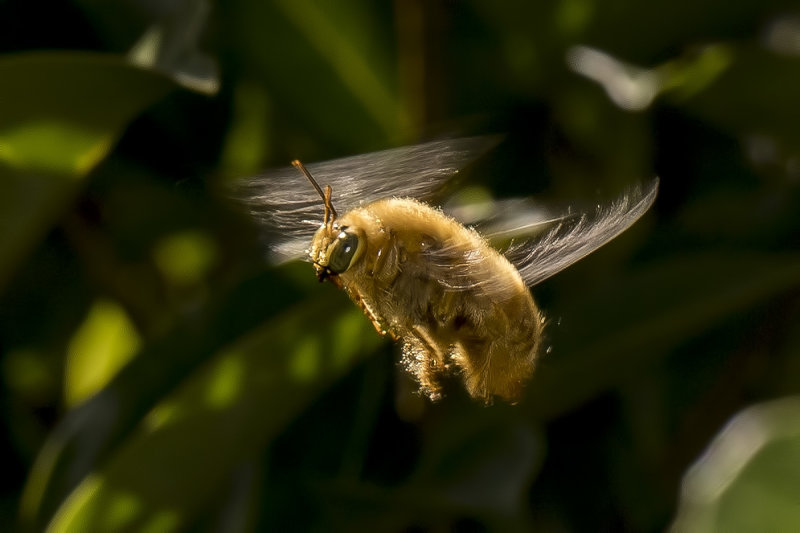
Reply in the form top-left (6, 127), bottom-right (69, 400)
top-left (327, 231), bottom-right (360, 273)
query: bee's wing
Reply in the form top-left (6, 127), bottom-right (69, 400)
top-left (505, 178), bottom-right (659, 287)
top-left (230, 136), bottom-right (499, 262)
top-left (425, 179), bottom-right (658, 293)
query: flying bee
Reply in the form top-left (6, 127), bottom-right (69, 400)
top-left (232, 137), bottom-right (658, 403)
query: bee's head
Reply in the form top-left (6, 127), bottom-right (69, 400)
top-left (293, 160), bottom-right (363, 282)
top-left (309, 224), bottom-right (362, 281)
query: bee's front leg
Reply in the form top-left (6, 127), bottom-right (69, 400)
top-left (344, 285), bottom-right (397, 340)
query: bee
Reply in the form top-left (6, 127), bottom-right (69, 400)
top-left (233, 137), bottom-right (657, 403)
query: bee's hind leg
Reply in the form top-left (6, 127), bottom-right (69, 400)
top-left (400, 325), bottom-right (449, 400)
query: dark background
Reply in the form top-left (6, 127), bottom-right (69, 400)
top-left (2, 1), bottom-right (800, 531)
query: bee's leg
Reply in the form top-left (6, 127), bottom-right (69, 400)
top-left (452, 337), bottom-right (495, 403)
top-left (410, 325), bottom-right (446, 364)
top-left (405, 324), bottom-right (450, 400)
top-left (346, 286), bottom-right (397, 339)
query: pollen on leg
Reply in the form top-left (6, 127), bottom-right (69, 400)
top-left (401, 339), bottom-right (444, 401)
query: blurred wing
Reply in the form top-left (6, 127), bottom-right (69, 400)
top-left (230, 136), bottom-right (499, 262)
top-left (506, 178), bottom-right (659, 287)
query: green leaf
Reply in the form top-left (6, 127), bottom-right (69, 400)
top-left (0, 51), bottom-right (176, 292)
top-left (223, 0), bottom-right (410, 149)
top-left (19, 269), bottom-right (303, 530)
top-left (27, 286), bottom-right (381, 532)
top-left (672, 396), bottom-right (800, 532)
top-left (64, 299), bottom-right (141, 408)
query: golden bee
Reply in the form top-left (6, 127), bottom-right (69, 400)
top-left (234, 137), bottom-right (657, 403)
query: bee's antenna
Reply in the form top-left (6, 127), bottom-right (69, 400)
top-left (323, 185), bottom-right (335, 229)
top-left (292, 159), bottom-right (338, 228)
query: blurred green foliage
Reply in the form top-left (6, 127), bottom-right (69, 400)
top-left (1, 1), bottom-right (800, 531)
